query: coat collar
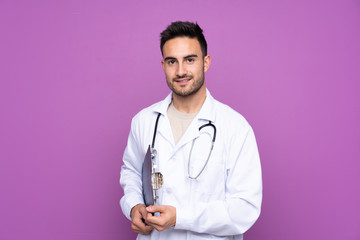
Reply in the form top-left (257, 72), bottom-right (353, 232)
top-left (153, 88), bottom-right (216, 123)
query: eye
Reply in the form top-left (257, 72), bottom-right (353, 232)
top-left (186, 58), bottom-right (194, 63)
top-left (167, 60), bottom-right (176, 65)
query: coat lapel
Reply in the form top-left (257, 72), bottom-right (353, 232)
top-left (157, 114), bottom-right (175, 147)
top-left (152, 89), bottom-right (217, 157)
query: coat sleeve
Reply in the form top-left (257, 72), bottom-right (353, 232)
top-left (120, 117), bottom-right (145, 220)
top-left (174, 126), bottom-right (263, 236)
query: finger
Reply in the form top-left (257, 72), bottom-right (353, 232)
top-left (132, 224), bottom-right (153, 235)
top-left (132, 217), bottom-right (153, 234)
top-left (145, 212), bottom-right (163, 226)
top-left (142, 225), bottom-right (154, 234)
top-left (131, 222), bottom-right (141, 233)
top-left (139, 206), bottom-right (150, 218)
top-left (145, 219), bottom-right (165, 232)
top-left (132, 217), bottom-right (144, 230)
top-left (134, 216), bottom-right (148, 227)
top-left (146, 205), bottom-right (165, 213)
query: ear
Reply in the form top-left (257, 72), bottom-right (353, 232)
top-left (204, 55), bottom-right (211, 72)
top-left (161, 59), bottom-right (165, 71)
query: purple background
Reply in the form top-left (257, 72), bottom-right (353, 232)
top-left (1, 0), bottom-right (359, 239)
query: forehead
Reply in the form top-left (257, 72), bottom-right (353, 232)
top-left (162, 37), bottom-right (201, 58)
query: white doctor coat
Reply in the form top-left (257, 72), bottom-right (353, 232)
top-left (120, 90), bottom-right (262, 240)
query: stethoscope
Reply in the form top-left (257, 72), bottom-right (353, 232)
top-left (151, 112), bottom-right (217, 179)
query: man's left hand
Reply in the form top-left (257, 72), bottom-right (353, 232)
top-left (145, 205), bottom-right (176, 232)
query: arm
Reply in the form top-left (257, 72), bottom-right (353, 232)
top-left (120, 118), bottom-right (153, 234)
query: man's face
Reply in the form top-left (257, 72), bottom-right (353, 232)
top-left (161, 37), bottom-right (211, 97)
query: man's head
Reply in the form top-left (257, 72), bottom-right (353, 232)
top-left (160, 21), bottom-right (211, 98)
top-left (160, 21), bottom-right (207, 58)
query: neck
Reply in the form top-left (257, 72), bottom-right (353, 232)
top-left (172, 85), bottom-right (206, 114)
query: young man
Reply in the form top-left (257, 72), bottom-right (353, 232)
top-left (120, 21), bottom-right (262, 240)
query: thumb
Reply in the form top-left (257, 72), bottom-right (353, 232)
top-left (146, 205), bottom-right (164, 213)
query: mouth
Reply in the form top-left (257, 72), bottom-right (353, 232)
top-left (174, 77), bottom-right (191, 85)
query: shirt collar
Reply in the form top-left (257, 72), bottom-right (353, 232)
top-left (153, 88), bottom-right (216, 123)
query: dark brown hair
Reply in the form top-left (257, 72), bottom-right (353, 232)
top-left (160, 21), bottom-right (207, 57)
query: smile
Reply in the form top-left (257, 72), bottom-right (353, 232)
top-left (175, 78), bottom-right (191, 84)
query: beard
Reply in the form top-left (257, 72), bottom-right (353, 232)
top-left (166, 70), bottom-right (205, 97)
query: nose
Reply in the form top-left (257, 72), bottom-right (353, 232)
top-left (176, 62), bottom-right (187, 77)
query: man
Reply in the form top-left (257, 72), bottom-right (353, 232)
top-left (120, 21), bottom-right (262, 240)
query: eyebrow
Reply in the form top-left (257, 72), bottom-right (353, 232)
top-left (184, 54), bottom-right (198, 59)
top-left (164, 54), bottom-right (199, 62)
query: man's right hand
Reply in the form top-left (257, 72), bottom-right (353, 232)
top-left (130, 204), bottom-right (154, 235)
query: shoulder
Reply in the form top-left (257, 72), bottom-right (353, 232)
top-left (132, 101), bottom-right (161, 122)
top-left (211, 99), bottom-right (257, 155)
top-left (131, 92), bottom-right (171, 124)
top-left (127, 100), bottom-right (164, 148)
top-left (129, 99), bottom-right (166, 136)
top-left (213, 99), bottom-right (251, 132)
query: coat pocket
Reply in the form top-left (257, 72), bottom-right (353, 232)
top-left (191, 153), bottom-right (226, 199)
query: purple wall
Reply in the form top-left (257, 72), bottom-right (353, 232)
top-left (1, 0), bottom-right (359, 239)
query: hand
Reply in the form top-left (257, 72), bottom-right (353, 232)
top-left (145, 205), bottom-right (176, 232)
top-left (130, 204), bottom-right (153, 235)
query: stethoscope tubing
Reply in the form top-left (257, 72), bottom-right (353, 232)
top-left (151, 113), bottom-right (162, 149)
top-left (151, 112), bottom-right (216, 179)
top-left (151, 113), bottom-right (216, 147)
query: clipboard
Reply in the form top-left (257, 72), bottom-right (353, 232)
top-left (142, 145), bottom-right (163, 206)
top-left (142, 145), bottom-right (154, 206)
